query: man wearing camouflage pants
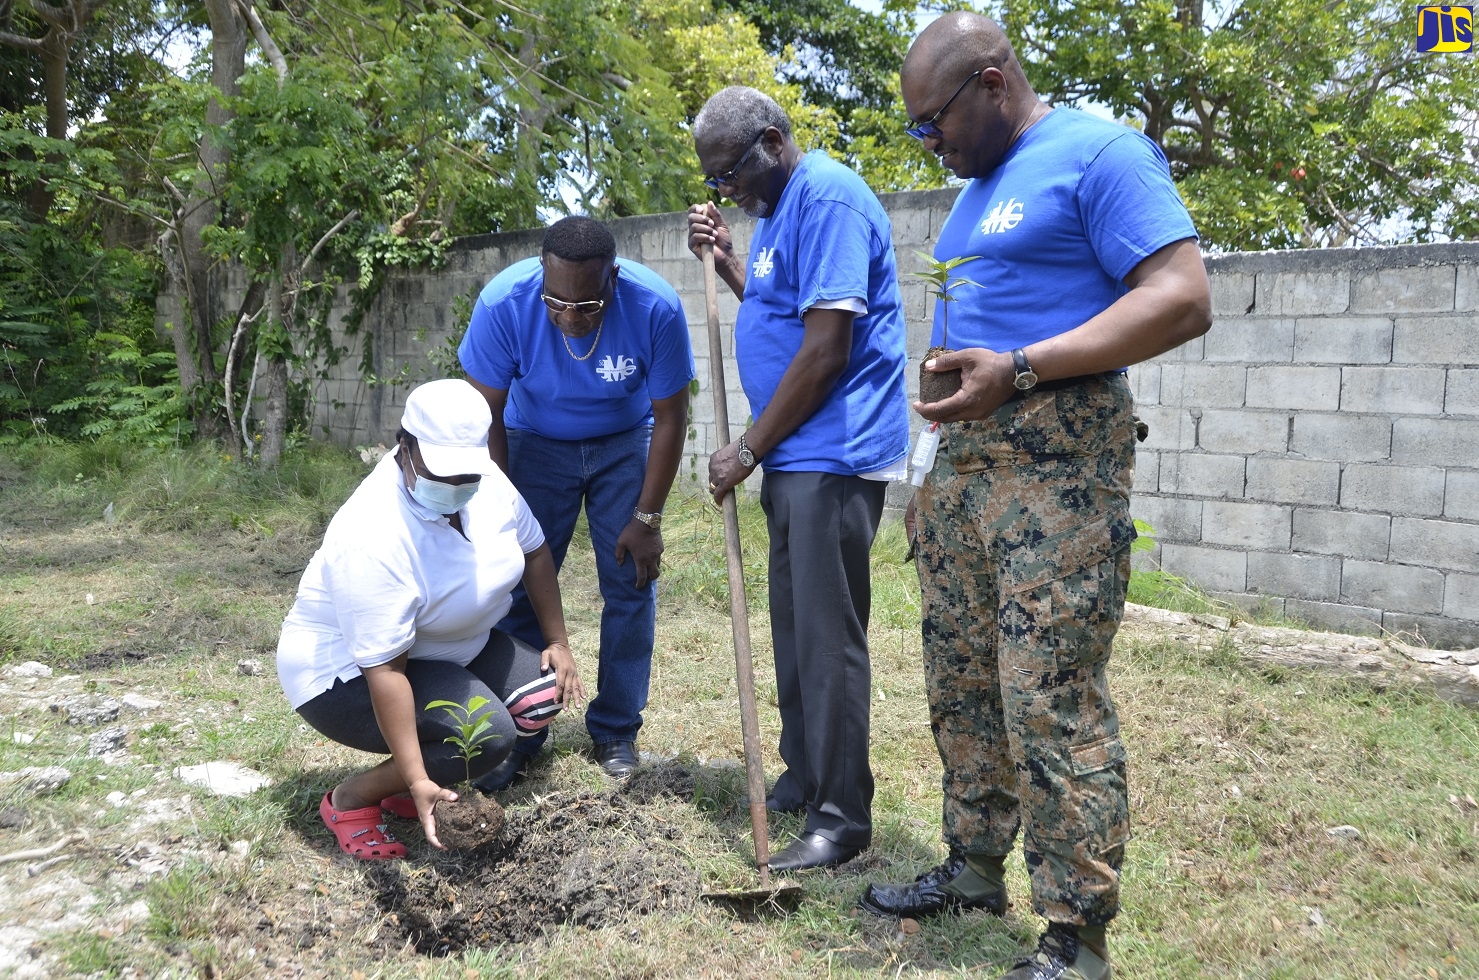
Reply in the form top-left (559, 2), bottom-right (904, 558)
top-left (857, 12), bottom-right (1212, 980)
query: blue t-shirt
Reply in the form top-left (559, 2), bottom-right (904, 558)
top-left (459, 256), bottom-right (696, 440)
top-left (932, 108), bottom-right (1198, 352)
top-left (737, 151), bottom-right (910, 475)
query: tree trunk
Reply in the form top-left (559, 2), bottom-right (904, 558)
top-left (257, 266), bottom-right (287, 467)
top-left (169, 0), bottom-right (248, 440)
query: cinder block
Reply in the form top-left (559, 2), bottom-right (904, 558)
top-left (1135, 405), bottom-right (1200, 451)
top-left (1293, 316), bottom-right (1393, 365)
top-left (1245, 457), bottom-right (1340, 505)
top-left (1339, 463), bottom-right (1446, 516)
top-left (1391, 517), bottom-right (1479, 574)
top-left (1445, 572), bottom-right (1479, 620)
top-left (1339, 367), bottom-right (1446, 415)
top-left (1202, 500), bottom-right (1292, 550)
top-left (1392, 315), bottom-right (1479, 364)
top-left (1457, 264), bottom-right (1479, 312)
top-left (890, 207), bottom-right (933, 247)
top-left (1210, 273), bottom-right (1255, 317)
top-left (1254, 271), bottom-right (1350, 315)
top-left (1198, 409), bottom-right (1290, 454)
top-left (1350, 265), bottom-right (1455, 314)
top-left (1284, 599), bottom-right (1382, 636)
top-left (1341, 560), bottom-right (1445, 613)
top-left (1133, 449), bottom-right (1159, 494)
top-left (1203, 319), bottom-right (1294, 362)
top-left (1380, 613), bottom-right (1479, 650)
top-left (1129, 364), bottom-right (1161, 405)
top-left (1445, 470), bottom-right (1479, 522)
top-left (1158, 363), bottom-right (1245, 408)
top-left (1248, 551), bottom-right (1341, 601)
top-left (1245, 366), bottom-right (1341, 411)
top-left (1160, 543), bottom-right (1247, 592)
top-left (1159, 453), bottom-right (1246, 498)
top-left (1391, 418), bottom-right (1479, 467)
top-left (1289, 414), bottom-right (1391, 462)
top-left (1446, 370), bottom-right (1479, 416)
top-left (1131, 494), bottom-right (1203, 542)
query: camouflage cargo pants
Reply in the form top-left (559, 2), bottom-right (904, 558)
top-left (916, 375), bottom-right (1137, 927)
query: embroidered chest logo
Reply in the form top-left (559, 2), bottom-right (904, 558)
top-left (596, 354), bottom-right (637, 382)
top-left (752, 247), bottom-right (776, 278)
top-left (980, 198), bottom-right (1025, 235)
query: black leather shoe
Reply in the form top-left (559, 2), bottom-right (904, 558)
top-left (766, 795), bottom-right (804, 815)
top-left (471, 751), bottom-right (534, 792)
top-left (858, 853), bottom-right (1008, 918)
top-left (592, 740), bottom-right (639, 779)
top-left (769, 832), bottom-right (863, 872)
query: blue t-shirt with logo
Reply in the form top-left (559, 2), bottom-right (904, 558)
top-left (459, 256), bottom-right (696, 440)
top-left (932, 108), bottom-right (1198, 352)
top-left (737, 151), bottom-right (910, 475)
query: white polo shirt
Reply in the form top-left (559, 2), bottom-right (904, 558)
top-left (276, 449), bottom-right (545, 709)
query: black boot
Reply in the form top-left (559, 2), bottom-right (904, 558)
top-left (858, 852), bottom-right (1008, 918)
top-left (999, 923), bottom-right (1111, 980)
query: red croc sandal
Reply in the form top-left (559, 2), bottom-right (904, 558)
top-left (379, 794), bottom-right (418, 820)
top-left (320, 791), bottom-right (406, 860)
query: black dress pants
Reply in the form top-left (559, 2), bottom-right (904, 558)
top-left (761, 469), bottom-right (885, 849)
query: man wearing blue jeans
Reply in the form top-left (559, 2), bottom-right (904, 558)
top-left (459, 216), bottom-right (695, 786)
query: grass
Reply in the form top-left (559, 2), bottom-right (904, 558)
top-left (1, 442), bottom-right (1476, 978)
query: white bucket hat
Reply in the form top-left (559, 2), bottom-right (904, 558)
top-left (400, 380), bottom-right (500, 477)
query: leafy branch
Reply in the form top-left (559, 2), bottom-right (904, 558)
top-left (426, 696), bottom-right (503, 787)
top-left (910, 252), bottom-right (981, 350)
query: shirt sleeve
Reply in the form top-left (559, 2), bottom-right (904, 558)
top-left (321, 544), bottom-right (421, 670)
top-left (645, 295), bottom-right (696, 402)
top-left (458, 295), bottom-right (519, 390)
top-left (1078, 131), bottom-right (1199, 283)
top-left (795, 200), bottom-right (876, 313)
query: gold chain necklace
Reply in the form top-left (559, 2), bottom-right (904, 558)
top-left (562, 319), bottom-right (603, 361)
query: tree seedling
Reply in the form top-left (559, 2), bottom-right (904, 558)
top-left (911, 252), bottom-right (982, 403)
top-left (426, 696), bottom-right (502, 786)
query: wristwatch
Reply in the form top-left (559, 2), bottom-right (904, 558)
top-left (632, 508), bottom-right (663, 529)
top-left (737, 432), bottom-right (758, 469)
top-left (1010, 348), bottom-right (1039, 391)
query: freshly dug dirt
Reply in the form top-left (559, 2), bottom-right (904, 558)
top-left (434, 792), bottom-right (506, 850)
top-left (371, 761), bottom-right (702, 953)
top-left (918, 345), bottom-right (961, 404)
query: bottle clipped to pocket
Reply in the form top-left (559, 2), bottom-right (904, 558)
top-left (909, 421), bottom-right (941, 488)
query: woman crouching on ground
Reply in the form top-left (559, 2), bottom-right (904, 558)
top-left (276, 379), bottom-right (584, 859)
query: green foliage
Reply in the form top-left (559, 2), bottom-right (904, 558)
top-left (910, 251), bottom-right (982, 349)
top-left (427, 695), bottom-right (503, 786)
top-left (1003, 0), bottom-right (1479, 248)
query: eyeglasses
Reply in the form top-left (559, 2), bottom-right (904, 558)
top-left (904, 69), bottom-right (982, 142)
top-left (541, 270), bottom-right (615, 316)
top-left (703, 133), bottom-right (764, 189)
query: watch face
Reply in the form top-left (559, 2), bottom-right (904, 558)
top-left (738, 449), bottom-right (755, 468)
top-left (1014, 371), bottom-right (1038, 391)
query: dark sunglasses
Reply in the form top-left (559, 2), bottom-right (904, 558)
top-left (905, 69), bottom-right (983, 142)
top-left (541, 269), bottom-right (616, 316)
top-left (703, 133), bottom-right (764, 189)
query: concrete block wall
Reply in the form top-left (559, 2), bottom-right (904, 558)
top-left (157, 195), bottom-right (1478, 649)
top-left (1133, 243), bottom-right (1479, 650)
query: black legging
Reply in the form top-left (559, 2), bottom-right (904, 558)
top-left (296, 630), bottom-right (558, 786)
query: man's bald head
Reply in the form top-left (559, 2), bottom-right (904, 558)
top-left (903, 12), bottom-right (1020, 93)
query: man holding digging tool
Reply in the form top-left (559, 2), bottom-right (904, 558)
top-left (459, 216), bottom-right (695, 788)
top-left (856, 12), bottom-right (1211, 980)
top-left (686, 86), bottom-right (910, 872)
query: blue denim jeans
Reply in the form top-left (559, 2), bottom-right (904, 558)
top-left (497, 424), bottom-right (656, 754)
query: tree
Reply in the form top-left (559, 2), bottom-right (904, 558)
top-left (1001, 0), bottom-right (1479, 248)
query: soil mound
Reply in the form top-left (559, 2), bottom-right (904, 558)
top-left (371, 761), bottom-right (702, 953)
top-left (434, 792), bottom-right (505, 850)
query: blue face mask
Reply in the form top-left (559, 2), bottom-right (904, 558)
top-left (410, 474), bottom-right (480, 514)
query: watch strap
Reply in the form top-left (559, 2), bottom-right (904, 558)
top-left (1010, 348), bottom-right (1038, 390)
top-left (632, 508), bottom-right (662, 528)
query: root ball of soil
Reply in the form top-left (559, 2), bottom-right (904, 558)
top-left (434, 792), bottom-right (505, 850)
top-left (919, 346), bottom-right (962, 404)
